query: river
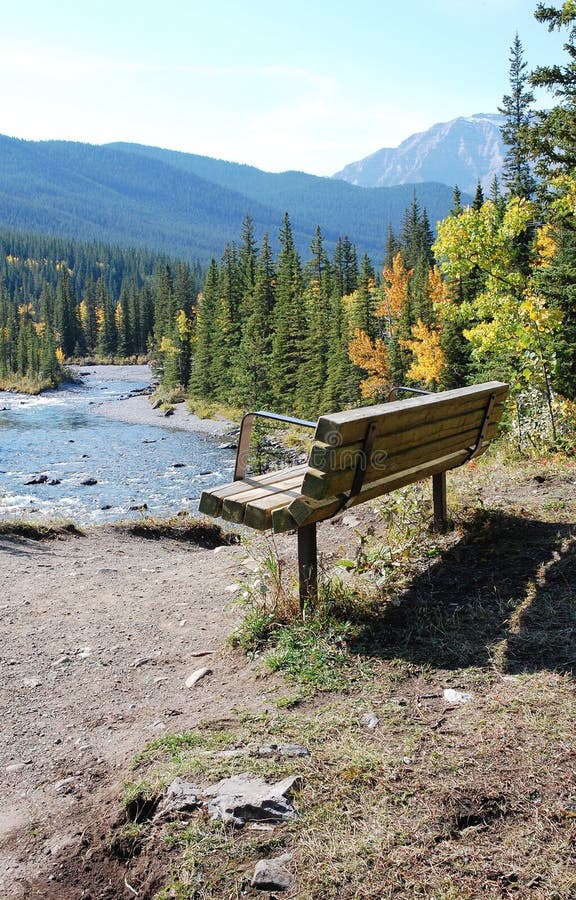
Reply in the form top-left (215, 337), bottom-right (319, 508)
top-left (0, 366), bottom-right (236, 524)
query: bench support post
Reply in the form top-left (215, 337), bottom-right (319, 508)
top-left (297, 523), bottom-right (318, 611)
top-left (432, 473), bottom-right (447, 531)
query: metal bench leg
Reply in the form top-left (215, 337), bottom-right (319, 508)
top-left (432, 473), bottom-right (447, 531)
top-left (297, 523), bottom-right (318, 611)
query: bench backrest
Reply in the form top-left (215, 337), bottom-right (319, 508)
top-left (271, 381), bottom-right (508, 532)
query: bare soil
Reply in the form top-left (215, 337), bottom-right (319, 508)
top-left (0, 455), bottom-right (575, 898)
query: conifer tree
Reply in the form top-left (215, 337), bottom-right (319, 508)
top-left (297, 228), bottom-right (332, 416)
top-left (188, 259), bottom-right (219, 400)
top-left (528, 3), bottom-right (576, 183)
top-left (233, 233), bottom-right (276, 409)
top-left (270, 213), bottom-right (304, 410)
top-left (54, 270), bottom-right (78, 357)
top-left (499, 32), bottom-right (536, 199)
top-left (472, 182), bottom-right (485, 210)
top-left (96, 278), bottom-right (117, 357)
top-left (450, 186), bottom-right (463, 217)
top-left (332, 235), bottom-right (358, 297)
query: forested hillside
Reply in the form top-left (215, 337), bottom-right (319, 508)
top-left (0, 229), bottom-right (201, 390)
top-left (0, 134), bottom-right (465, 264)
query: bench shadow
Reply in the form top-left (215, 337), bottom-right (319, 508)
top-left (347, 510), bottom-right (576, 675)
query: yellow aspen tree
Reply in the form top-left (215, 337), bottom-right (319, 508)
top-left (378, 252), bottom-right (413, 328)
top-left (348, 327), bottom-right (390, 400)
top-left (400, 320), bottom-right (447, 386)
top-left (427, 265), bottom-right (449, 310)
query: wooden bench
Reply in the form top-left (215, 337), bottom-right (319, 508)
top-left (199, 382), bottom-right (508, 606)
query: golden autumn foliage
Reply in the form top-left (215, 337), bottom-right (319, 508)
top-left (18, 302), bottom-right (35, 319)
top-left (535, 224), bottom-right (557, 267)
top-left (159, 335), bottom-right (178, 356)
top-left (78, 300), bottom-right (89, 330)
top-left (400, 319), bottom-right (446, 386)
top-left (55, 347), bottom-right (65, 365)
top-left (176, 309), bottom-right (193, 338)
top-left (379, 253), bottom-right (413, 322)
top-left (348, 327), bottom-right (390, 400)
top-left (427, 265), bottom-right (449, 308)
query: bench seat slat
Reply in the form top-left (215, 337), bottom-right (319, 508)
top-left (243, 483), bottom-right (308, 530)
top-left (222, 473), bottom-right (305, 524)
top-left (199, 464), bottom-right (307, 517)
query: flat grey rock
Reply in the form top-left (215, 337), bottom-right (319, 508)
top-left (153, 777), bottom-right (202, 820)
top-left (251, 853), bottom-right (293, 891)
top-left (204, 773), bottom-right (301, 826)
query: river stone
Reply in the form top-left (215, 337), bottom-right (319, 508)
top-left (204, 773), bottom-right (301, 826)
top-left (81, 477), bottom-right (98, 486)
top-left (251, 854), bottom-right (293, 892)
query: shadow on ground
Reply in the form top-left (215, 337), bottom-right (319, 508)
top-left (350, 510), bottom-right (576, 675)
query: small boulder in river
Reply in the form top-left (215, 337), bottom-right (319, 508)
top-left (25, 475), bottom-right (48, 485)
top-left (81, 477), bottom-right (98, 486)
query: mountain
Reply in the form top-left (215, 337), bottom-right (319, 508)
top-left (333, 114), bottom-right (506, 196)
top-left (0, 134), bottom-right (468, 266)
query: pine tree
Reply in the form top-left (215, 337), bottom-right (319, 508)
top-left (297, 228), bottom-right (332, 416)
top-left (528, 4), bottom-right (576, 182)
top-left (270, 214), bottom-right (304, 410)
top-left (533, 225), bottom-right (576, 400)
top-left (188, 259), bottom-right (219, 400)
top-left (499, 32), bottom-right (536, 199)
top-left (332, 235), bottom-right (358, 297)
top-left (95, 278), bottom-right (117, 357)
top-left (233, 233), bottom-right (276, 409)
top-left (53, 270), bottom-right (78, 357)
top-left (384, 225), bottom-right (401, 267)
top-left (472, 182), bottom-right (485, 210)
top-left (450, 186), bottom-right (463, 217)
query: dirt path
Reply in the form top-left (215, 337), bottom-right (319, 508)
top-left (0, 528), bottom-right (276, 896)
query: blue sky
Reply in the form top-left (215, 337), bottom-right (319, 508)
top-left (1, 0), bottom-right (567, 176)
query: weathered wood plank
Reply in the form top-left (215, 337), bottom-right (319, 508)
top-left (198, 464), bottom-right (307, 517)
top-left (244, 484), bottom-right (308, 530)
top-left (222, 473), bottom-right (305, 524)
top-left (272, 505), bottom-right (300, 534)
top-left (301, 422), bottom-right (500, 500)
top-left (314, 382), bottom-right (507, 446)
top-left (308, 400), bottom-right (506, 472)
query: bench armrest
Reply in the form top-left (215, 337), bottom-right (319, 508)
top-left (387, 385), bottom-right (433, 401)
top-left (234, 410), bottom-right (316, 479)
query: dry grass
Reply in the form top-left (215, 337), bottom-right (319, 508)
top-left (0, 518), bottom-right (84, 540)
top-left (113, 513), bottom-right (238, 549)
